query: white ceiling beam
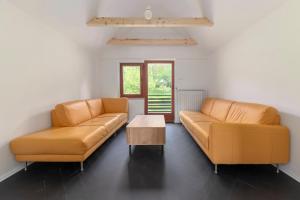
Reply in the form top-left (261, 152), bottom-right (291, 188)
top-left (87, 17), bottom-right (213, 27)
top-left (107, 38), bottom-right (198, 46)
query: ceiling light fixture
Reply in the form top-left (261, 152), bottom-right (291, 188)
top-left (144, 6), bottom-right (152, 20)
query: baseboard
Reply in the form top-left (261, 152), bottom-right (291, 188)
top-left (281, 168), bottom-right (300, 183)
top-left (0, 165), bottom-right (24, 182)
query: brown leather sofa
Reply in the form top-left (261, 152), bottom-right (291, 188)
top-left (180, 97), bottom-right (290, 174)
top-left (10, 98), bottom-right (128, 171)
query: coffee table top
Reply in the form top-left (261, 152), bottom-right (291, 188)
top-left (127, 115), bottom-right (165, 128)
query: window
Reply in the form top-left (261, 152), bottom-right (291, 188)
top-left (120, 63), bottom-right (144, 98)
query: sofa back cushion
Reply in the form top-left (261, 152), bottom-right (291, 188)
top-left (200, 98), bottom-right (215, 115)
top-left (225, 102), bottom-right (280, 125)
top-left (86, 99), bottom-right (104, 117)
top-left (55, 100), bottom-right (92, 126)
top-left (51, 110), bottom-right (61, 127)
top-left (102, 98), bottom-right (128, 113)
top-left (210, 99), bottom-right (234, 121)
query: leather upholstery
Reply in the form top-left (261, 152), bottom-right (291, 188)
top-left (180, 97), bottom-right (290, 165)
top-left (86, 99), bottom-right (104, 117)
top-left (209, 99), bottom-right (234, 121)
top-left (200, 98), bottom-right (215, 115)
top-left (10, 126), bottom-right (107, 155)
top-left (10, 98), bottom-right (128, 163)
top-left (209, 123), bottom-right (289, 164)
top-left (191, 122), bottom-right (211, 149)
top-left (97, 113), bottom-right (128, 124)
top-left (102, 98), bottom-right (128, 113)
top-left (180, 111), bottom-right (219, 124)
top-left (225, 102), bottom-right (280, 125)
top-left (13, 118), bottom-right (127, 163)
top-left (51, 110), bottom-right (61, 127)
top-left (79, 116), bottom-right (120, 132)
top-left (55, 101), bottom-right (92, 126)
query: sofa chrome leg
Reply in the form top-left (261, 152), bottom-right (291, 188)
top-left (214, 164), bottom-right (218, 174)
top-left (24, 162), bottom-right (28, 171)
top-left (276, 164), bottom-right (280, 174)
top-left (80, 162), bottom-right (84, 172)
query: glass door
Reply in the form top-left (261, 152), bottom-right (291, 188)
top-left (145, 61), bottom-right (174, 122)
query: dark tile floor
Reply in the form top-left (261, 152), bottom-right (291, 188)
top-left (1, 124), bottom-right (300, 200)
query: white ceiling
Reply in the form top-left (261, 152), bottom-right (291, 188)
top-left (9, 0), bottom-right (286, 52)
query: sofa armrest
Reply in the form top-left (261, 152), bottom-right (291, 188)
top-left (102, 97), bottom-right (129, 113)
top-left (209, 123), bottom-right (290, 164)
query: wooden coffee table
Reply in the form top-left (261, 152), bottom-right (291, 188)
top-left (126, 115), bottom-right (166, 154)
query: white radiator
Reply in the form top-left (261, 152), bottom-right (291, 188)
top-left (175, 89), bottom-right (207, 123)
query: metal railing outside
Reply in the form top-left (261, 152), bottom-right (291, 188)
top-left (147, 94), bottom-right (172, 113)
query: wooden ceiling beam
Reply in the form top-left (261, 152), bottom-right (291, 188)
top-left (87, 17), bottom-right (213, 27)
top-left (107, 38), bottom-right (198, 46)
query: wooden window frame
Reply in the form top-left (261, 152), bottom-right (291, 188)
top-left (120, 63), bottom-right (144, 98)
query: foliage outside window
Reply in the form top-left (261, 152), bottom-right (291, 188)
top-left (120, 62), bottom-right (173, 102)
top-left (147, 63), bottom-right (172, 113)
top-left (147, 63), bottom-right (172, 95)
top-left (120, 64), bottom-right (143, 98)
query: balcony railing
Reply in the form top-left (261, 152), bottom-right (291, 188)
top-left (147, 94), bottom-right (172, 113)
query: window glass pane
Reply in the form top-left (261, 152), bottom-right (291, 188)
top-left (123, 66), bottom-right (141, 95)
top-left (147, 63), bottom-right (172, 113)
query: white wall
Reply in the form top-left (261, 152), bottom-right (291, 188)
top-left (93, 46), bottom-right (212, 121)
top-left (210, 0), bottom-right (300, 182)
top-left (0, 1), bottom-right (94, 180)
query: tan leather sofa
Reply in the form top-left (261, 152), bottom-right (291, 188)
top-left (179, 97), bottom-right (290, 174)
top-left (10, 98), bottom-right (128, 171)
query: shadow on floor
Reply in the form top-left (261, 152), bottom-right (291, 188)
top-left (126, 146), bottom-right (165, 189)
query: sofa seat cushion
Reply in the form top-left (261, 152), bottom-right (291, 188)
top-left (97, 113), bottom-right (128, 123)
top-left (180, 111), bottom-right (218, 125)
top-left (10, 126), bottom-right (107, 155)
top-left (79, 116), bottom-right (120, 132)
top-left (190, 122), bottom-right (211, 149)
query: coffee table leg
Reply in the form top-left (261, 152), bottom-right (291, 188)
top-left (129, 145), bottom-right (131, 155)
top-left (161, 145), bottom-right (164, 154)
